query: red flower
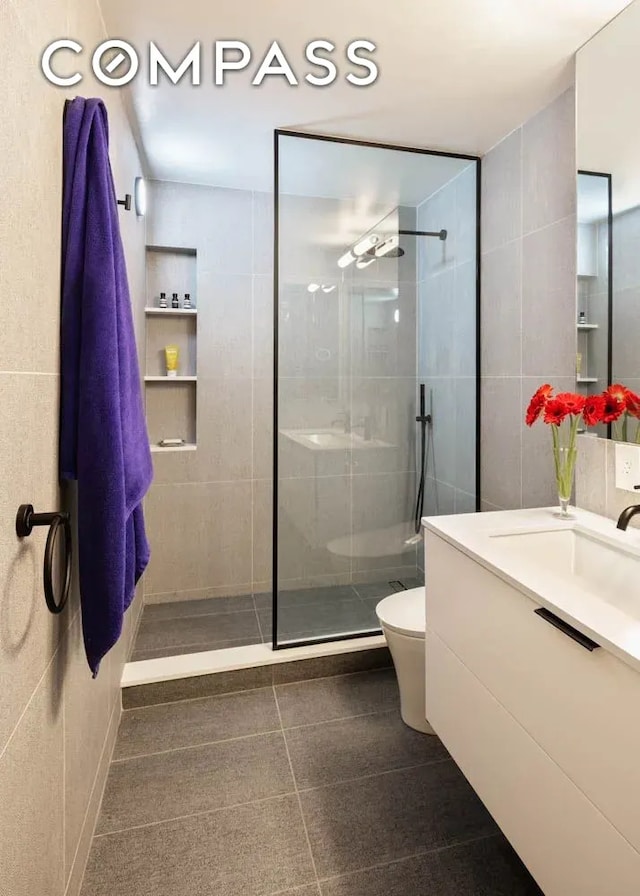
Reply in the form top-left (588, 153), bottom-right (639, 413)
top-left (544, 398), bottom-right (570, 426)
top-left (525, 384), bottom-right (553, 426)
top-left (555, 392), bottom-right (586, 415)
top-left (602, 386), bottom-right (625, 424)
top-left (626, 391), bottom-right (640, 419)
top-left (582, 395), bottom-right (606, 427)
top-left (608, 383), bottom-right (630, 403)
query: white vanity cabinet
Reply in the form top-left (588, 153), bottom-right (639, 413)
top-left (424, 526), bottom-right (640, 896)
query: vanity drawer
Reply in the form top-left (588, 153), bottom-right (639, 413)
top-left (425, 532), bottom-right (640, 853)
top-left (426, 630), bottom-right (640, 896)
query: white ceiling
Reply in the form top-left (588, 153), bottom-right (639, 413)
top-left (100, 0), bottom-right (632, 191)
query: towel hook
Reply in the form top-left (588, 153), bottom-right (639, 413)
top-left (117, 194), bottom-right (132, 211)
top-left (15, 505), bottom-right (72, 614)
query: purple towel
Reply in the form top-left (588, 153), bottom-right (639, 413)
top-left (60, 97), bottom-right (153, 675)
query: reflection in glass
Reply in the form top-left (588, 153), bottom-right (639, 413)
top-left (274, 133), bottom-right (479, 646)
top-left (576, 171), bottom-right (611, 438)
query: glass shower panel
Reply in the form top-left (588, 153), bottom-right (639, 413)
top-left (274, 133), bottom-right (478, 648)
top-left (417, 162), bottom-right (479, 534)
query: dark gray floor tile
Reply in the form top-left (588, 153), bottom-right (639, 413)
top-left (287, 711), bottom-right (448, 790)
top-left (276, 669), bottom-right (399, 728)
top-left (361, 598), bottom-right (385, 617)
top-left (319, 834), bottom-right (542, 896)
top-left (272, 648), bottom-right (392, 686)
top-left (114, 688), bottom-right (281, 760)
top-left (97, 732), bottom-right (294, 833)
top-left (253, 592), bottom-right (272, 610)
top-left (352, 582), bottom-right (402, 600)
top-left (81, 795), bottom-right (315, 896)
top-left (300, 760), bottom-right (497, 878)
top-left (399, 577), bottom-right (423, 589)
top-left (143, 595), bottom-right (255, 621)
top-left (255, 586), bottom-right (359, 610)
top-left (262, 600), bottom-right (378, 642)
top-left (131, 636), bottom-right (262, 662)
top-left (135, 609), bottom-right (261, 653)
top-left (122, 666), bottom-right (273, 709)
top-left (282, 888), bottom-right (321, 895)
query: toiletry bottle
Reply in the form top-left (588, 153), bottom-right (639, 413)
top-left (578, 310), bottom-right (586, 324)
top-left (184, 293), bottom-right (191, 309)
top-left (159, 292), bottom-right (168, 309)
top-left (165, 344), bottom-right (179, 377)
top-left (171, 292), bottom-right (179, 309)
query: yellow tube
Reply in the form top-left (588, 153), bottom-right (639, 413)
top-left (165, 344), bottom-right (179, 377)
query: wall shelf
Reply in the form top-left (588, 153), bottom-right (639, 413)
top-left (576, 377), bottom-right (598, 384)
top-left (577, 323), bottom-right (598, 331)
top-left (144, 242), bottom-right (198, 449)
top-left (145, 307), bottom-right (197, 317)
top-left (144, 376), bottom-right (197, 383)
top-left (150, 443), bottom-right (197, 453)
top-left (146, 244), bottom-right (197, 256)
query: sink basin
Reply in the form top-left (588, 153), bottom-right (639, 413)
top-left (490, 525), bottom-right (640, 618)
top-left (304, 431), bottom-right (352, 448)
top-left (280, 428), bottom-right (394, 451)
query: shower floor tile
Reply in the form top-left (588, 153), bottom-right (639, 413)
top-left (81, 669), bottom-right (541, 896)
top-left (133, 608), bottom-right (261, 656)
top-left (132, 581), bottom-right (408, 661)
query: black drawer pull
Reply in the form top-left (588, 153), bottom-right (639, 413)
top-left (534, 608), bottom-right (600, 652)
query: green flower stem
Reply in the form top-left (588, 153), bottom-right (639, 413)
top-left (551, 415), bottom-right (578, 502)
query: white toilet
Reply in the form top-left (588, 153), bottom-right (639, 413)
top-left (376, 586), bottom-right (435, 735)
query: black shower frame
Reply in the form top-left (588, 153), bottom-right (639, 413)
top-left (577, 169), bottom-right (613, 438)
top-left (272, 129), bottom-right (482, 650)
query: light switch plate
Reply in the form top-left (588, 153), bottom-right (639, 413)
top-left (615, 442), bottom-right (640, 492)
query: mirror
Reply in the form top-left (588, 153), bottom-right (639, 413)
top-left (576, 0), bottom-right (640, 442)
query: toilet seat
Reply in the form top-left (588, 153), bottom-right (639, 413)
top-left (376, 587), bottom-right (425, 639)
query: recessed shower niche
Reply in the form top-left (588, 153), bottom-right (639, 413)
top-left (144, 244), bottom-right (198, 452)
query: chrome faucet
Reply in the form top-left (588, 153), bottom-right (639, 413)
top-left (353, 415), bottom-right (373, 441)
top-left (331, 410), bottom-right (351, 433)
top-left (617, 504), bottom-right (640, 531)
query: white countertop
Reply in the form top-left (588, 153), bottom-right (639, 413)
top-left (422, 506), bottom-right (640, 673)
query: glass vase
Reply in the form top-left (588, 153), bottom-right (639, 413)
top-left (552, 421), bottom-right (578, 519)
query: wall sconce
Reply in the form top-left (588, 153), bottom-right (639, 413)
top-left (134, 176), bottom-right (146, 217)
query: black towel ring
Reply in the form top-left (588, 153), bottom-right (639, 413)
top-left (15, 504), bottom-right (72, 614)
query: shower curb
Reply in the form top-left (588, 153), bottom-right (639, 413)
top-left (122, 646), bottom-right (392, 709)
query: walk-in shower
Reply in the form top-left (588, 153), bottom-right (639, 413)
top-left (273, 131), bottom-right (480, 648)
top-left (123, 130), bottom-right (479, 673)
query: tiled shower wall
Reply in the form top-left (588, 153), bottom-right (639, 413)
top-left (144, 181), bottom-right (274, 601)
top-left (0, 2), bottom-right (146, 894)
top-left (277, 197), bottom-right (419, 588)
top-left (481, 86), bottom-right (578, 510)
top-left (144, 183), bottom-right (423, 598)
top-left (417, 163), bottom-right (478, 520)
